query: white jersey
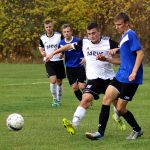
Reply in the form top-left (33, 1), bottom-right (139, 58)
top-left (39, 32), bottom-right (62, 61)
top-left (73, 37), bottom-right (117, 80)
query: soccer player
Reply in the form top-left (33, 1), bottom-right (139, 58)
top-left (60, 24), bottom-right (86, 101)
top-left (39, 19), bottom-right (66, 107)
top-left (85, 12), bottom-right (144, 140)
top-left (46, 22), bottom-right (126, 134)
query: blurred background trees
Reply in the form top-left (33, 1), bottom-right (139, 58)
top-left (0, 0), bottom-right (149, 63)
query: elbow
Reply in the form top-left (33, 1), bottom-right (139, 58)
top-left (141, 51), bottom-right (144, 61)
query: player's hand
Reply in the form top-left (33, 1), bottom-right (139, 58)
top-left (108, 48), bottom-right (119, 56)
top-left (80, 58), bottom-right (86, 65)
top-left (41, 51), bottom-right (46, 57)
top-left (96, 54), bottom-right (107, 61)
top-left (58, 53), bottom-right (64, 59)
top-left (45, 53), bottom-right (54, 62)
top-left (129, 72), bottom-right (136, 81)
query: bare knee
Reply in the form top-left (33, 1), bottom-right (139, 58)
top-left (78, 83), bottom-right (86, 90)
top-left (80, 93), bottom-right (93, 109)
top-left (72, 84), bottom-right (79, 91)
top-left (102, 95), bottom-right (112, 105)
top-left (116, 107), bottom-right (127, 115)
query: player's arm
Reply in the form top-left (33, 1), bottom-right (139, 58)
top-left (96, 54), bottom-right (120, 65)
top-left (45, 44), bottom-right (73, 61)
top-left (108, 48), bottom-right (119, 56)
top-left (129, 50), bottom-right (144, 81)
top-left (46, 39), bottom-right (83, 61)
top-left (39, 39), bottom-right (46, 57)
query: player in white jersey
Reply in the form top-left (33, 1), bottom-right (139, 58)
top-left (46, 22), bottom-right (126, 135)
top-left (39, 19), bottom-right (66, 107)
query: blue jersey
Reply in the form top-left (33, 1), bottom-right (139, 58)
top-left (59, 36), bottom-right (84, 68)
top-left (116, 29), bottom-right (143, 84)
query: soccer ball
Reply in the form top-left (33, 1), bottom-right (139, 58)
top-left (6, 113), bottom-right (24, 131)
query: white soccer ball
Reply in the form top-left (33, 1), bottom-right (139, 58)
top-left (6, 113), bottom-right (24, 131)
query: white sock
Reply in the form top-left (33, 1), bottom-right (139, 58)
top-left (113, 106), bottom-right (121, 121)
top-left (72, 106), bottom-right (86, 128)
top-left (56, 84), bottom-right (63, 102)
top-left (50, 83), bottom-right (57, 100)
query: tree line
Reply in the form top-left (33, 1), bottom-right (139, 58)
top-left (0, 0), bottom-right (149, 63)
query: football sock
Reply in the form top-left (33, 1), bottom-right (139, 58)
top-left (74, 89), bottom-right (82, 101)
top-left (72, 106), bottom-right (86, 128)
top-left (50, 83), bottom-right (57, 100)
top-left (98, 105), bottom-right (110, 136)
top-left (122, 110), bottom-right (141, 132)
top-left (56, 84), bottom-right (62, 102)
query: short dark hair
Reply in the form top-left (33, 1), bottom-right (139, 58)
top-left (87, 22), bottom-right (101, 31)
top-left (114, 12), bottom-right (130, 23)
top-left (61, 24), bottom-right (72, 31)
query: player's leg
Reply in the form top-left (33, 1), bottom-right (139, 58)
top-left (76, 66), bottom-right (86, 101)
top-left (86, 85), bottom-right (119, 140)
top-left (117, 83), bottom-right (143, 139)
top-left (112, 100), bottom-right (126, 131)
top-left (66, 67), bottom-right (83, 101)
top-left (45, 61), bottom-right (58, 106)
top-left (72, 83), bottom-right (83, 101)
top-left (49, 75), bottom-right (58, 107)
top-left (56, 79), bottom-right (63, 105)
top-left (63, 93), bottom-right (93, 135)
top-left (55, 60), bottom-right (66, 106)
top-left (63, 79), bottom-right (99, 135)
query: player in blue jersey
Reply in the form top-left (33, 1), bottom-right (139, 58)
top-left (86, 12), bottom-right (144, 140)
top-left (60, 24), bottom-right (86, 101)
top-left (39, 19), bottom-right (66, 107)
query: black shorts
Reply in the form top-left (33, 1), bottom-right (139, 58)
top-left (66, 66), bottom-right (86, 85)
top-left (110, 78), bottom-right (139, 101)
top-left (45, 60), bottom-right (66, 79)
top-left (84, 78), bottom-right (112, 100)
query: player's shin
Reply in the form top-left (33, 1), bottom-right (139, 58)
top-left (72, 106), bottom-right (86, 127)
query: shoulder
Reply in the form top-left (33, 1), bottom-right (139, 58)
top-left (40, 33), bottom-right (47, 41)
top-left (60, 38), bottom-right (65, 44)
top-left (40, 33), bottom-right (46, 38)
top-left (54, 32), bottom-right (61, 37)
top-left (127, 29), bottom-right (138, 38)
top-left (54, 31), bottom-right (61, 35)
top-left (73, 36), bottom-right (80, 41)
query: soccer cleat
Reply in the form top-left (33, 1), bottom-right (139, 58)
top-left (85, 131), bottom-right (103, 140)
top-left (112, 114), bottom-right (126, 131)
top-left (62, 118), bottom-right (76, 135)
top-left (126, 130), bottom-right (143, 140)
top-left (56, 100), bottom-right (61, 106)
top-left (52, 99), bottom-right (61, 107)
top-left (52, 99), bottom-right (58, 107)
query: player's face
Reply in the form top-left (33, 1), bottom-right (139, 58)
top-left (114, 19), bottom-right (129, 34)
top-left (62, 27), bottom-right (72, 40)
top-left (87, 28), bottom-right (101, 44)
top-left (44, 23), bottom-right (53, 35)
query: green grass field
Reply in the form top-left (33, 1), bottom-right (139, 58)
top-left (0, 63), bottom-right (149, 150)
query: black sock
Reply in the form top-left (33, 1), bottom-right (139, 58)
top-left (74, 89), bottom-right (82, 101)
top-left (98, 105), bottom-right (110, 136)
top-left (122, 110), bottom-right (141, 132)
